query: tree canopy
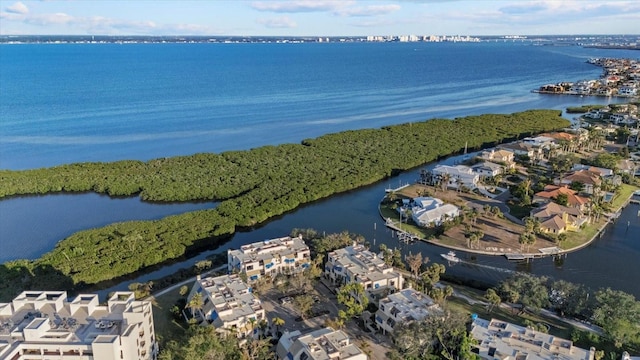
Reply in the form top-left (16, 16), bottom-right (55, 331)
top-left (0, 110), bottom-right (569, 300)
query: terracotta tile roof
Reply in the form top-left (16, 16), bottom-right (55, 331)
top-left (540, 132), bottom-right (576, 141)
top-left (534, 185), bottom-right (589, 207)
top-left (563, 170), bottom-right (601, 186)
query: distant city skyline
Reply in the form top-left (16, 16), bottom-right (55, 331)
top-left (0, 0), bottom-right (639, 37)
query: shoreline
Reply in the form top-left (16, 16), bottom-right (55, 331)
top-left (378, 184), bottom-right (639, 260)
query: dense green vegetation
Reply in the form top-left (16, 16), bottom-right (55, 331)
top-left (565, 105), bottom-right (605, 113)
top-left (0, 110), bottom-right (568, 300)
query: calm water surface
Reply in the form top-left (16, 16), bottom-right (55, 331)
top-left (1, 42), bottom-right (638, 298)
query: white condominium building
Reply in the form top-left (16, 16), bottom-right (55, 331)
top-left (228, 235), bottom-right (311, 281)
top-left (375, 289), bottom-right (440, 334)
top-left (324, 244), bottom-right (404, 294)
top-left (471, 317), bottom-right (595, 360)
top-left (0, 291), bottom-right (157, 360)
top-left (186, 274), bottom-right (265, 338)
top-left (276, 327), bottom-right (367, 360)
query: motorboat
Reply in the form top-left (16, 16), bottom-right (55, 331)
top-left (441, 251), bottom-right (459, 263)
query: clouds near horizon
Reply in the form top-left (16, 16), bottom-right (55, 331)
top-left (0, 0), bottom-right (638, 36)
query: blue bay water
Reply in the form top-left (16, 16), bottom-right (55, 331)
top-left (1, 42), bottom-right (636, 170)
top-left (1, 42), bottom-right (639, 297)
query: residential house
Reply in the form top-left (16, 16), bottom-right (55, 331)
top-left (570, 164), bottom-right (613, 178)
top-left (432, 164), bottom-right (479, 190)
top-left (186, 274), bottom-right (265, 338)
top-left (618, 85), bottom-right (638, 96)
top-left (497, 142), bottom-right (543, 161)
top-left (533, 185), bottom-right (590, 211)
top-left (530, 202), bottom-right (588, 234)
top-left (406, 196), bottom-right (460, 227)
top-left (324, 244), bottom-right (404, 295)
top-left (560, 170), bottom-right (602, 195)
top-left (479, 148), bottom-right (515, 168)
top-left (470, 317), bottom-right (595, 360)
top-left (375, 289), bottom-right (440, 334)
top-left (522, 135), bottom-right (557, 150)
top-left (0, 291), bottom-right (157, 360)
top-left (227, 235), bottom-right (311, 281)
top-left (472, 161), bottom-right (504, 178)
top-left (276, 327), bottom-right (367, 360)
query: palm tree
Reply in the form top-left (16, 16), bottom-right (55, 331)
top-left (187, 292), bottom-right (204, 321)
top-left (440, 173), bottom-right (451, 192)
top-left (484, 288), bottom-right (501, 312)
top-left (271, 317), bottom-right (285, 337)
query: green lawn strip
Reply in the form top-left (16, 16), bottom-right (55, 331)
top-left (561, 220), bottom-right (606, 250)
top-left (610, 184), bottom-right (639, 211)
top-left (151, 284), bottom-right (191, 347)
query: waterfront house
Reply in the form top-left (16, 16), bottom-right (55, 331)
top-left (375, 289), bottom-right (440, 334)
top-left (530, 202), bottom-right (588, 234)
top-left (0, 291), bottom-right (157, 360)
top-left (432, 164), bottom-right (479, 190)
top-left (497, 142), bottom-right (543, 161)
top-left (472, 161), bottom-right (505, 178)
top-left (227, 235), bottom-right (311, 281)
top-left (185, 274), bottom-right (265, 338)
top-left (618, 85), bottom-right (638, 96)
top-left (470, 317), bottom-right (595, 360)
top-left (533, 185), bottom-right (590, 211)
top-left (560, 170), bottom-right (602, 195)
top-left (479, 148), bottom-right (515, 168)
top-left (324, 244), bottom-right (404, 296)
top-left (407, 196), bottom-right (460, 227)
top-left (522, 135), bottom-right (557, 150)
top-left (276, 327), bottom-right (367, 360)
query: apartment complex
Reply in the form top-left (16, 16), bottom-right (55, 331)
top-left (375, 289), bottom-right (440, 334)
top-left (470, 317), bottom-right (595, 360)
top-left (276, 327), bottom-right (367, 360)
top-left (0, 291), bottom-right (156, 360)
top-left (324, 244), bottom-right (404, 294)
top-left (227, 235), bottom-right (311, 281)
top-left (186, 274), bottom-right (265, 338)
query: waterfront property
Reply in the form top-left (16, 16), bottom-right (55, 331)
top-left (432, 164), bottom-right (480, 190)
top-left (404, 196), bottom-right (460, 228)
top-left (470, 317), bottom-right (595, 360)
top-left (324, 244), bottom-right (404, 295)
top-left (227, 235), bottom-right (311, 281)
top-left (530, 202), bottom-right (589, 235)
top-left (479, 148), bottom-right (516, 168)
top-left (185, 274), bottom-right (265, 338)
top-left (472, 161), bottom-right (505, 178)
top-left (533, 185), bottom-right (590, 211)
top-left (559, 170), bottom-right (602, 195)
top-left (276, 327), bottom-right (367, 360)
top-left (374, 288), bottom-right (440, 335)
top-left (0, 291), bottom-right (157, 360)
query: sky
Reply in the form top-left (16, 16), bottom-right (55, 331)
top-left (0, 0), bottom-right (639, 37)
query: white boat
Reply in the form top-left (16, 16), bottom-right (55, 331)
top-left (441, 251), bottom-right (459, 263)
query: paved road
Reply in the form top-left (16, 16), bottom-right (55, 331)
top-left (148, 264), bottom-right (227, 298)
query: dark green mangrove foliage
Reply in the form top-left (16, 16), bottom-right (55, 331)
top-left (0, 110), bottom-right (568, 299)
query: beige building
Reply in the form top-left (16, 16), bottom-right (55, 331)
top-left (0, 291), bottom-right (157, 360)
top-left (324, 244), bottom-right (404, 295)
top-left (228, 235), bottom-right (311, 281)
top-left (375, 289), bottom-right (440, 334)
top-left (276, 327), bottom-right (367, 360)
top-left (471, 317), bottom-right (595, 360)
top-left (186, 274), bottom-right (265, 338)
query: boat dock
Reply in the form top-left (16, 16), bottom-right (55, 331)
top-left (385, 183), bottom-right (410, 193)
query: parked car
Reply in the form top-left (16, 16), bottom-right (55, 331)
top-left (279, 296), bottom-right (293, 305)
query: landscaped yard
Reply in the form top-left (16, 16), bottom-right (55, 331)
top-left (151, 283), bottom-right (192, 347)
top-left (610, 183), bottom-right (640, 211)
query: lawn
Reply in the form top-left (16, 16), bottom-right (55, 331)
top-left (151, 283), bottom-right (192, 347)
top-left (610, 184), bottom-right (640, 211)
